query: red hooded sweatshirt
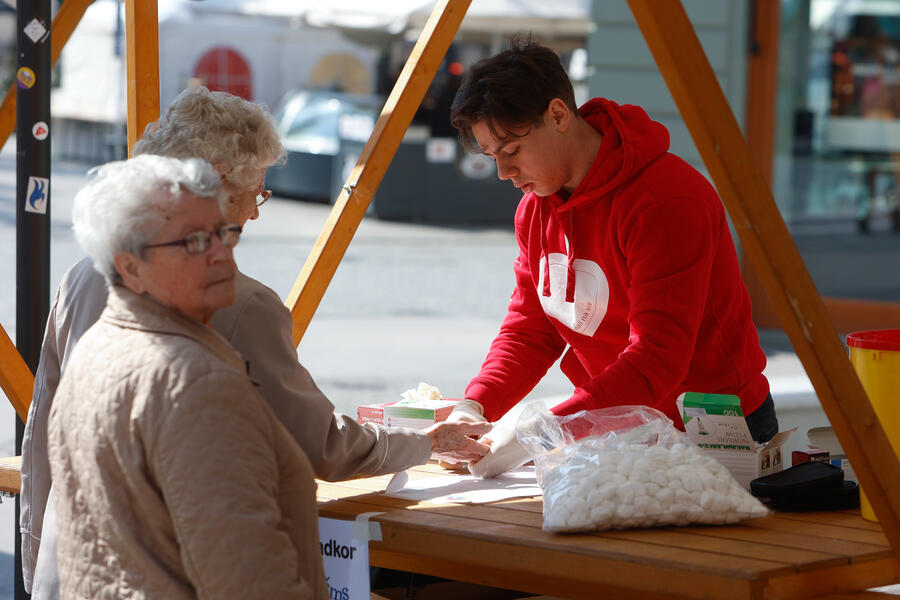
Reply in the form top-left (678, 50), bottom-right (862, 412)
top-left (464, 98), bottom-right (769, 426)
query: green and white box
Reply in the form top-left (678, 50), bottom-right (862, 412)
top-left (677, 392), bottom-right (794, 489)
top-left (357, 399), bottom-right (459, 430)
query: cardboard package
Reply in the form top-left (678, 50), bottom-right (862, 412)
top-left (677, 392), bottom-right (794, 489)
top-left (357, 398), bottom-right (459, 430)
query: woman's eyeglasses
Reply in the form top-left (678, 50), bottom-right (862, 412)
top-left (256, 189), bottom-right (272, 207)
top-left (143, 224), bottom-right (243, 255)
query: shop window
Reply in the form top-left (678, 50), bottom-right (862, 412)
top-left (769, 1), bottom-right (900, 328)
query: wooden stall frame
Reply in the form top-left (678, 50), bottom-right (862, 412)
top-left (285, 0), bottom-right (472, 345)
top-left (0, 326), bottom-right (32, 423)
top-left (627, 0), bottom-right (900, 553)
top-left (125, 0), bottom-right (160, 155)
top-left (1, 2), bottom-right (899, 572)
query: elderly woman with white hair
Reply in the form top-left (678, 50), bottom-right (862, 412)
top-left (47, 154), bottom-right (328, 598)
top-left (20, 87), bottom-right (489, 598)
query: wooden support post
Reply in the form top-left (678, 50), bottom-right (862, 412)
top-left (286, 0), bottom-right (471, 345)
top-left (0, 325), bottom-right (33, 422)
top-left (742, 0), bottom-right (780, 329)
top-left (125, 0), bottom-right (160, 155)
top-left (627, 0), bottom-right (900, 554)
top-left (0, 0), bottom-right (93, 151)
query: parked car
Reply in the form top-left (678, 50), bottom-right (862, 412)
top-left (265, 89), bottom-right (382, 202)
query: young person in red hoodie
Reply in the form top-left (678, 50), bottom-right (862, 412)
top-left (448, 38), bottom-right (779, 477)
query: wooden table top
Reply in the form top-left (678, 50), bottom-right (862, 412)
top-left (0, 456), bottom-right (21, 494)
top-left (317, 463), bottom-right (900, 600)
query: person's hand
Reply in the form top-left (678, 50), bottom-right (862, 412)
top-left (467, 419), bottom-right (531, 479)
top-left (425, 420), bottom-right (492, 464)
top-left (444, 399), bottom-right (487, 424)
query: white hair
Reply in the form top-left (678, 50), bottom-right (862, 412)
top-left (132, 86), bottom-right (284, 191)
top-left (72, 155), bottom-right (222, 285)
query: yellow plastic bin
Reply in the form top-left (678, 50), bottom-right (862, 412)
top-left (847, 329), bottom-right (900, 522)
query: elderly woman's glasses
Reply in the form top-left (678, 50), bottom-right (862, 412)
top-left (256, 189), bottom-right (272, 207)
top-left (143, 224), bottom-right (243, 255)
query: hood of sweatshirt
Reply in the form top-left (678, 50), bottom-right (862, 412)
top-left (539, 98), bottom-right (670, 302)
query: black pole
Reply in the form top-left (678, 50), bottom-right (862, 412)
top-left (16, 0), bottom-right (52, 598)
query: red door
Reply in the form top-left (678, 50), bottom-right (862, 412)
top-left (193, 47), bottom-right (253, 100)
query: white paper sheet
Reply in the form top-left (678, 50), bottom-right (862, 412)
top-left (384, 466), bottom-right (542, 504)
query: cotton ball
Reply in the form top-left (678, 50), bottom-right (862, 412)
top-left (686, 507), bottom-right (704, 522)
top-left (633, 456), bottom-right (654, 474)
top-left (555, 496), bottom-right (574, 517)
top-left (668, 477), bottom-right (685, 492)
top-left (644, 482), bottom-right (662, 498)
top-left (681, 475), bottom-right (701, 493)
top-left (567, 507), bottom-right (589, 529)
top-left (572, 495), bottom-right (589, 513)
top-left (586, 485), bottom-right (603, 507)
top-left (590, 502), bottom-right (614, 524)
top-left (674, 488), bottom-right (693, 505)
top-left (650, 469), bottom-right (669, 488)
top-left (615, 504), bottom-right (636, 520)
top-left (617, 455), bottom-right (634, 476)
top-left (602, 482), bottom-right (619, 503)
top-left (570, 481), bottom-right (590, 503)
top-left (645, 499), bottom-right (664, 516)
top-left (644, 447), bottom-right (664, 462)
top-left (670, 507), bottom-right (690, 526)
top-left (633, 495), bottom-right (651, 515)
top-left (698, 473), bottom-right (717, 491)
top-left (696, 510), bottom-right (718, 525)
top-left (699, 489), bottom-right (715, 510)
top-left (714, 477), bottom-right (731, 495)
top-left (739, 498), bottom-right (765, 515)
top-left (712, 494), bottom-right (733, 513)
top-left (656, 487), bottom-right (674, 505)
top-left (630, 481), bottom-right (647, 498)
top-left (616, 482), bottom-right (636, 505)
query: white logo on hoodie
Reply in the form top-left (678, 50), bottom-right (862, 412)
top-left (537, 253), bottom-right (609, 336)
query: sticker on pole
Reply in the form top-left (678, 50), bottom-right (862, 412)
top-left (25, 176), bottom-right (49, 214)
top-left (16, 67), bottom-right (35, 90)
top-left (24, 19), bottom-right (49, 44)
top-left (32, 122), bottom-right (49, 141)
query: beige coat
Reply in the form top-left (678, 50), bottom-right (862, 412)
top-left (48, 287), bottom-right (329, 599)
top-left (21, 257), bottom-right (431, 594)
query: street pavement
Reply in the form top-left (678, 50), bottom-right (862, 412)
top-left (1, 139), bottom-right (878, 598)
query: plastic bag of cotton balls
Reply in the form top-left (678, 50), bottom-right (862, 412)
top-left (516, 405), bottom-right (770, 533)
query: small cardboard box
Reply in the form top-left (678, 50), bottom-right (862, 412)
top-left (677, 392), bottom-right (794, 489)
top-left (357, 399), bottom-right (459, 430)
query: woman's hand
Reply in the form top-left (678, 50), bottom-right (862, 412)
top-left (425, 420), bottom-right (492, 463)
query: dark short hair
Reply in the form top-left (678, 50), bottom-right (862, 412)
top-left (450, 36), bottom-right (577, 152)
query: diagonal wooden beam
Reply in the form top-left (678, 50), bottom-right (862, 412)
top-left (0, 323), bottom-right (34, 423)
top-left (285, 0), bottom-right (471, 345)
top-left (626, 0), bottom-right (900, 554)
top-left (0, 0), bottom-right (94, 150)
top-left (125, 0), bottom-right (160, 154)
